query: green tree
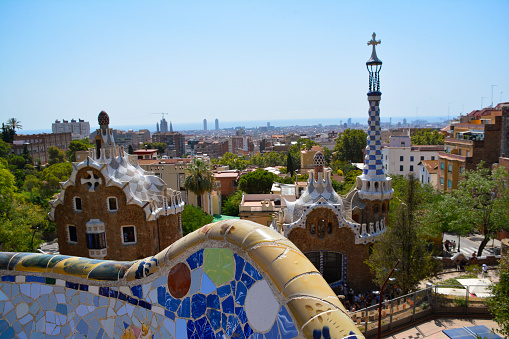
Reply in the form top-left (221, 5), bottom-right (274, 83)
top-left (222, 190), bottom-right (243, 216)
top-left (411, 129), bottom-right (444, 145)
top-left (440, 163), bottom-right (509, 256)
top-left (366, 174), bottom-right (440, 293)
top-left (6, 118), bottom-right (22, 132)
top-left (333, 129), bottom-right (367, 163)
top-left (185, 159), bottom-right (214, 209)
top-left (238, 169), bottom-right (277, 194)
top-left (0, 139), bottom-right (11, 158)
top-left (22, 144), bottom-right (33, 165)
top-left (1, 123), bottom-right (15, 143)
top-left (181, 204), bottom-right (213, 236)
top-left (215, 152), bottom-right (249, 170)
top-left (48, 146), bottom-right (65, 165)
top-left (322, 147), bottom-right (332, 166)
top-left (0, 162), bottom-right (16, 214)
top-left (128, 145), bottom-right (134, 154)
top-left (38, 162), bottom-right (72, 197)
top-left (144, 142), bottom-right (167, 155)
top-left (487, 255), bottom-right (509, 337)
top-left (286, 152), bottom-right (295, 177)
top-left (0, 199), bottom-right (48, 252)
top-left (66, 140), bottom-right (89, 162)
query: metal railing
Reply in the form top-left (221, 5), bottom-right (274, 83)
top-left (348, 284), bottom-right (491, 338)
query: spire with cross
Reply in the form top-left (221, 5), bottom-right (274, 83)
top-left (367, 32), bottom-right (381, 64)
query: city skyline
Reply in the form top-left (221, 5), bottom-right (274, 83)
top-left (1, 1), bottom-right (507, 131)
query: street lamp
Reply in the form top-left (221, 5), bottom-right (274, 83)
top-left (378, 259), bottom-right (400, 339)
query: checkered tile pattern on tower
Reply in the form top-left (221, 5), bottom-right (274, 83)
top-left (363, 100), bottom-right (384, 177)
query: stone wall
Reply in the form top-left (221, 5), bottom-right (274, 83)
top-left (288, 208), bottom-right (375, 291)
top-left (0, 220), bottom-right (363, 339)
top-left (56, 167), bottom-right (181, 261)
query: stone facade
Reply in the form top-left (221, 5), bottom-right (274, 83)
top-left (49, 111), bottom-right (184, 261)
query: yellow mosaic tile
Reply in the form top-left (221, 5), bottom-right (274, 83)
top-left (50, 257), bottom-right (94, 277)
top-left (224, 220), bottom-right (256, 247)
top-left (274, 239), bottom-right (304, 253)
top-left (163, 236), bottom-right (187, 262)
top-left (184, 228), bottom-right (206, 250)
top-left (205, 220), bottom-right (235, 241)
top-left (266, 248), bottom-right (318, 291)
top-left (241, 227), bottom-right (284, 251)
top-left (283, 273), bottom-right (344, 310)
top-left (287, 298), bottom-right (363, 338)
top-left (247, 244), bottom-right (288, 269)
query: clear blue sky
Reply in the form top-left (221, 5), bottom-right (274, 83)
top-left (1, 0), bottom-right (507, 131)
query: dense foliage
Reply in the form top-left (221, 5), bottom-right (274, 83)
top-left (419, 163), bottom-right (509, 256)
top-left (367, 174), bottom-right (441, 293)
top-left (184, 158), bottom-right (214, 208)
top-left (333, 129), bottom-right (367, 163)
top-left (181, 204), bottom-right (213, 236)
top-left (222, 190), bottom-right (243, 216)
top-left (238, 169), bottom-right (277, 194)
top-left (488, 255), bottom-right (509, 337)
top-left (411, 129), bottom-right (444, 145)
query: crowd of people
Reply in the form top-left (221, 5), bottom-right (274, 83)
top-left (336, 284), bottom-right (401, 312)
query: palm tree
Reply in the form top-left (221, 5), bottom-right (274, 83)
top-left (184, 158), bottom-right (214, 210)
top-left (6, 118), bottom-right (22, 131)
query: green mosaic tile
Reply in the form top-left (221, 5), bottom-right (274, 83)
top-left (45, 277), bottom-right (56, 285)
top-left (203, 248), bottom-right (234, 287)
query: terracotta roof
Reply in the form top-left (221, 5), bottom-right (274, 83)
top-left (214, 172), bottom-right (240, 179)
top-left (137, 159), bottom-right (159, 165)
top-left (133, 149), bottom-right (158, 154)
top-left (420, 160), bottom-right (439, 174)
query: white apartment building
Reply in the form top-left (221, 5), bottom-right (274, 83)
top-left (52, 119), bottom-right (90, 140)
top-left (382, 136), bottom-right (442, 176)
top-left (418, 160), bottom-right (439, 189)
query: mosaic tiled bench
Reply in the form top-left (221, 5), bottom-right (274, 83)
top-left (0, 219), bottom-right (363, 339)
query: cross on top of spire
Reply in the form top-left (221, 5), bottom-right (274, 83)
top-left (367, 32), bottom-right (382, 65)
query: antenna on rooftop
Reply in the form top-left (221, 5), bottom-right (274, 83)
top-left (491, 85), bottom-right (498, 108)
top-left (149, 113), bottom-right (169, 119)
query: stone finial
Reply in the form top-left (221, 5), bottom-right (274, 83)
top-left (98, 111), bottom-right (109, 126)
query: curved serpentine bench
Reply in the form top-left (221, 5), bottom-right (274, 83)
top-left (0, 219), bottom-right (363, 339)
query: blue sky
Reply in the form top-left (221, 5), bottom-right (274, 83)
top-left (0, 0), bottom-right (507, 131)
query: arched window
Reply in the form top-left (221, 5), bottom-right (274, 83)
top-left (310, 223), bottom-right (316, 235)
top-left (327, 222), bottom-right (333, 234)
top-left (374, 204), bottom-right (379, 213)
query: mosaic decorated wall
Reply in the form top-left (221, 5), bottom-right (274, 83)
top-left (0, 219), bottom-right (363, 339)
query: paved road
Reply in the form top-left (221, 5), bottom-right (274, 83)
top-left (441, 232), bottom-right (501, 258)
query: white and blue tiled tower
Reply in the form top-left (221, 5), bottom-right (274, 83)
top-left (356, 33), bottom-right (393, 202)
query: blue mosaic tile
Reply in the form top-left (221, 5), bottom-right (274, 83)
top-left (216, 284), bottom-right (230, 298)
top-left (206, 309), bottom-right (222, 331)
top-left (230, 280), bottom-right (236, 296)
top-left (240, 273), bottom-right (255, 290)
top-left (232, 323), bottom-right (245, 339)
top-left (1, 276), bottom-right (14, 282)
top-left (265, 320), bottom-right (280, 339)
top-left (65, 281), bottom-right (79, 290)
top-left (221, 295), bottom-right (234, 314)
top-left (200, 272), bottom-right (216, 294)
top-left (186, 319), bottom-right (196, 338)
top-left (177, 297), bottom-right (190, 318)
top-left (127, 296), bottom-right (138, 305)
top-left (167, 296), bottom-right (181, 312)
top-left (206, 294), bottom-right (220, 310)
top-left (244, 323), bottom-right (253, 338)
top-left (191, 294), bottom-right (206, 319)
top-left (118, 292), bottom-right (127, 301)
top-left (25, 276), bottom-right (36, 283)
top-left (277, 306), bottom-right (298, 338)
top-left (55, 304), bottom-right (67, 315)
top-left (108, 289), bottom-right (118, 299)
top-left (234, 254), bottom-right (245, 281)
top-left (131, 285), bottom-right (142, 299)
top-left (186, 249), bottom-right (203, 270)
top-left (235, 307), bottom-right (248, 324)
top-left (165, 310), bottom-right (175, 320)
top-left (99, 287), bottom-right (109, 297)
top-left (216, 330), bottom-right (226, 339)
top-left (244, 262), bottom-right (263, 281)
top-left (225, 315), bottom-right (239, 337)
top-left (76, 319), bottom-right (89, 336)
top-left (235, 281), bottom-right (247, 306)
top-left (79, 284), bottom-right (88, 291)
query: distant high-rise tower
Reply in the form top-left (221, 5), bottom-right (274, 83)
top-left (170, 122), bottom-right (173, 133)
top-left (156, 122), bottom-right (160, 133)
top-left (267, 122), bottom-right (270, 129)
top-left (203, 119), bottom-right (207, 131)
top-left (348, 118), bottom-right (352, 125)
top-left (160, 117), bottom-right (168, 133)
top-left (355, 33), bottom-right (393, 222)
top-left (215, 118), bottom-right (219, 131)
